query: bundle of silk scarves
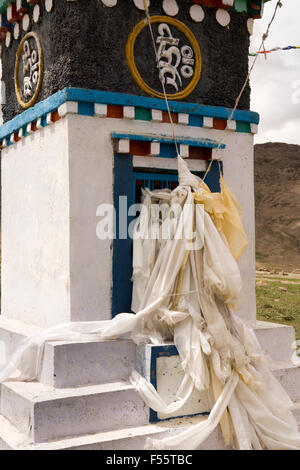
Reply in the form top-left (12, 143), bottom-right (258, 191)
top-left (0, 156), bottom-right (299, 450)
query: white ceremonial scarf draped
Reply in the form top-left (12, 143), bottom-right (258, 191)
top-left (0, 156), bottom-right (299, 450)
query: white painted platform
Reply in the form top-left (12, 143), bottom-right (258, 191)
top-left (1, 380), bottom-right (149, 443)
top-left (0, 414), bottom-right (229, 451)
top-left (272, 361), bottom-right (300, 402)
top-left (0, 403), bottom-right (299, 451)
top-left (0, 317), bottom-right (296, 387)
top-left (255, 321), bottom-right (296, 362)
top-left (0, 317), bottom-right (298, 450)
top-left (0, 317), bottom-right (41, 365)
top-left (39, 339), bottom-right (137, 388)
top-left (292, 402), bottom-right (300, 423)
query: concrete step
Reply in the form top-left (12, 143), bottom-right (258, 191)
top-left (1, 402), bottom-right (299, 451)
top-left (292, 402), bottom-right (300, 424)
top-left (1, 361), bottom-right (298, 446)
top-left (0, 413), bottom-right (229, 450)
top-left (271, 362), bottom-right (300, 402)
top-left (0, 317), bottom-right (41, 369)
top-left (0, 317), bottom-right (297, 388)
top-left (0, 380), bottom-right (149, 443)
top-left (37, 321), bottom-right (297, 389)
top-left (0, 318), bottom-right (138, 389)
top-left (39, 339), bottom-right (137, 388)
top-left (0, 414), bottom-right (32, 450)
top-left (255, 321), bottom-right (296, 362)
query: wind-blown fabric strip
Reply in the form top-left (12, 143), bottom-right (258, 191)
top-left (0, 156), bottom-right (299, 450)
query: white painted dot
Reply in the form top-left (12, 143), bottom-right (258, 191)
top-left (189, 5), bottom-right (205, 23)
top-left (22, 13), bottom-right (30, 32)
top-left (101, 0), bottom-right (118, 7)
top-left (216, 8), bottom-right (230, 27)
top-left (33, 4), bottom-right (40, 23)
top-left (45, 0), bottom-right (54, 13)
top-left (14, 22), bottom-right (20, 40)
top-left (133, 0), bottom-right (149, 10)
top-left (247, 18), bottom-right (254, 36)
top-left (162, 0), bottom-right (179, 17)
top-left (5, 31), bottom-right (12, 48)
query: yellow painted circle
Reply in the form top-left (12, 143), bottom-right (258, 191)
top-left (126, 16), bottom-right (202, 101)
top-left (15, 32), bottom-right (43, 109)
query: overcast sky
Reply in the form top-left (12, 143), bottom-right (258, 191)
top-left (250, 1), bottom-right (300, 145)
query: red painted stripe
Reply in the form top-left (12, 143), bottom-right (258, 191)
top-left (213, 118), bottom-right (227, 130)
top-left (187, 147), bottom-right (212, 160)
top-left (192, 0), bottom-right (230, 8)
top-left (162, 111), bottom-right (178, 124)
top-left (51, 110), bottom-right (60, 123)
top-left (7, 4), bottom-right (19, 23)
top-left (30, 121), bottom-right (38, 132)
top-left (130, 140), bottom-right (151, 156)
top-left (107, 105), bottom-right (124, 119)
top-left (13, 132), bottom-right (21, 142)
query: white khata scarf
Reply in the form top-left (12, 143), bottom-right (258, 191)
top-left (0, 156), bottom-right (299, 450)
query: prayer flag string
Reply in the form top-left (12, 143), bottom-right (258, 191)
top-left (249, 45), bottom-right (300, 56)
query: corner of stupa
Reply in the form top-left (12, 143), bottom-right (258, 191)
top-left (0, 0), bottom-right (298, 451)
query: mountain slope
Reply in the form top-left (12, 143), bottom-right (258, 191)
top-left (254, 142), bottom-right (300, 271)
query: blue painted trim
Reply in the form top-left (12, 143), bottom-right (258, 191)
top-left (112, 160), bottom-right (222, 317)
top-left (112, 153), bottom-right (134, 318)
top-left (0, 87), bottom-right (259, 141)
top-left (78, 101), bottom-right (95, 117)
top-left (159, 143), bottom-right (178, 159)
top-left (133, 171), bottom-right (179, 202)
top-left (0, 89), bottom-right (68, 141)
top-left (1, 12), bottom-right (11, 27)
top-left (189, 114), bottom-right (204, 128)
top-left (133, 165), bottom-right (222, 197)
top-left (67, 89), bottom-right (260, 124)
top-left (205, 160), bottom-right (223, 193)
top-left (111, 132), bottom-right (226, 149)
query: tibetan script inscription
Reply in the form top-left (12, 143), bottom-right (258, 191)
top-left (156, 23), bottom-right (195, 92)
top-left (15, 32), bottom-right (43, 109)
top-left (126, 16), bottom-right (201, 100)
top-left (22, 40), bottom-right (40, 98)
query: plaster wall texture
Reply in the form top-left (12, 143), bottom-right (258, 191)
top-left (1, 112), bottom-right (255, 327)
top-left (1, 119), bottom-right (70, 327)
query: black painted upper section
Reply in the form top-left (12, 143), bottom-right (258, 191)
top-left (1, 0), bottom-right (251, 122)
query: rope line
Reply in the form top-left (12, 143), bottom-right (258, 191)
top-left (203, 0), bottom-right (283, 181)
top-left (142, 0), bottom-right (283, 181)
top-left (143, 0), bottom-right (180, 157)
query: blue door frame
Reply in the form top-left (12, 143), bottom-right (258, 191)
top-left (112, 153), bottom-right (222, 317)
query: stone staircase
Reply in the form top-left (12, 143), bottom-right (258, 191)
top-left (0, 318), bottom-right (299, 450)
